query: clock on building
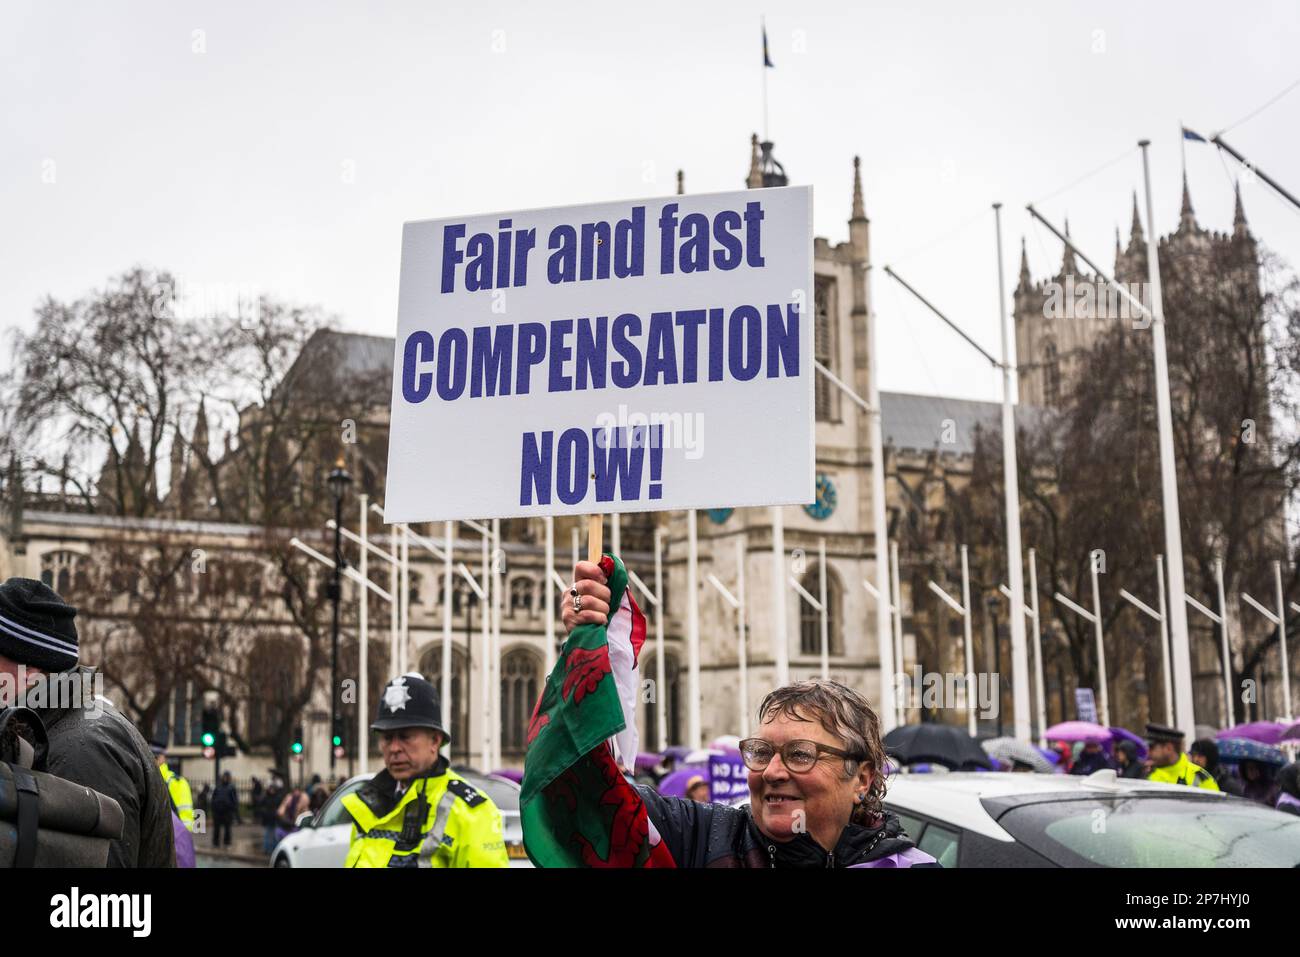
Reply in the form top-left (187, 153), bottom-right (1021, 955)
top-left (804, 474), bottom-right (837, 520)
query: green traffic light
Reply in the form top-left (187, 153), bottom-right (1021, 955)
top-left (291, 742), bottom-right (303, 754)
top-left (332, 735), bottom-right (342, 747)
top-left (201, 732), bottom-right (216, 747)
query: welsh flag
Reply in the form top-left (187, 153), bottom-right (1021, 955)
top-left (521, 554), bottom-right (675, 867)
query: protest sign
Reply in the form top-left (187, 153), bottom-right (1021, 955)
top-left (384, 186), bottom-right (813, 522)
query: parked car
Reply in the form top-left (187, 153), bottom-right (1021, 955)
top-left (271, 769), bottom-right (531, 867)
top-left (883, 768), bottom-right (1300, 867)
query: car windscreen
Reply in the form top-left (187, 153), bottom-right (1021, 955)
top-left (464, 774), bottom-right (520, 812)
top-left (995, 796), bottom-right (1300, 867)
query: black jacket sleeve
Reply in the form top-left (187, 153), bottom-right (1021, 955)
top-left (636, 785), bottom-right (753, 868)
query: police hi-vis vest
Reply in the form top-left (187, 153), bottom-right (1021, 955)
top-left (343, 760), bottom-right (508, 868)
top-left (1148, 752), bottom-right (1220, 791)
top-left (160, 763), bottom-right (196, 832)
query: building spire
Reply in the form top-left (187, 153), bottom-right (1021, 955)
top-left (851, 155), bottom-right (866, 221)
top-left (1179, 171), bottom-right (1197, 231)
top-left (1060, 217), bottom-right (1078, 276)
top-left (1129, 190), bottom-right (1145, 248)
top-left (746, 133), bottom-right (763, 189)
top-left (1233, 180), bottom-right (1250, 239)
top-left (676, 169), bottom-right (684, 196)
top-left (191, 396), bottom-right (210, 464)
top-left (1017, 236), bottom-right (1031, 291)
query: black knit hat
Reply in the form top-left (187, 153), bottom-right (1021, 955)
top-left (0, 578), bottom-right (79, 672)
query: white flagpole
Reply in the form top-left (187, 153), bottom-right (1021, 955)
top-left (1090, 556), bottom-right (1111, 728)
top-left (442, 521), bottom-right (454, 740)
top-left (993, 203), bottom-right (1031, 742)
top-left (1157, 556), bottom-right (1173, 726)
top-left (571, 525), bottom-right (579, 571)
top-left (1215, 558), bottom-right (1232, 726)
top-left (818, 538), bottom-right (830, 679)
top-left (890, 539), bottom-right (905, 728)
top-left (771, 506), bottom-right (790, 687)
top-left (961, 545), bottom-right (976, 736)
top-left (358, 495), bottom-right (369, 775)
top-left (1139, 139), bottom-right (1196, 739)
top-left (737, 536), bottom-right (749, 738)
top-left (1028, 548), bottom-right (1046, 748)
top-left (654, 527), bottom-right (668, 750)
top-left (867, 260), bottom-right (896, 734)
top-left (399, 525), bottom-right (410, 674)
top-left (1274, 560), bottom-right (1292, 720)
top-left (686, 509), bottom-right (702, 749)
top-left (612, 513), bottom-right (620, 558)
top-left (388, 521), bottom-right (398, 679)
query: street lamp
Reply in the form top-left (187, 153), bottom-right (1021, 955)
top-left (327, 457), bottom-right (352, 778)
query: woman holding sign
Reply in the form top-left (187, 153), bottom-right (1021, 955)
top-left (519, 557), bottom-right (936, 869)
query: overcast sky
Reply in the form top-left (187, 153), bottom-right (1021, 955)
top-left (5, 0), bottom-right (1298, 403)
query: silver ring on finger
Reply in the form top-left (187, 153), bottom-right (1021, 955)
top-left (572, 592), bottom-right (583, 613)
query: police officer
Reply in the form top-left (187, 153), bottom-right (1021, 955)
top-left (153, 744), bottom-right (197, 831)
top-left (343, 673), bottom-right (508, 867)
top-left (1144, 723), bottom-right (1219, 790)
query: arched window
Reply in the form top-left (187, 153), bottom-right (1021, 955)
top-left (814, 277), bottom-right (839, 422)
top-left (509, 576), bottom-right (535, 615)
top-left (417, 644), bottom-right (469, 762)
top-left (40, 550), bottom-right (84, 598)
top-left (1044, 342), bottom-right (1061, 406)
top-left (500, 648), bottom-right (541, 757)
top-left (642, 653), bottom-right (683, 749)
top-left (452, 577), bottom-right (479, 616)
top-left (798, 564), bottom-right (842, 657)
top-left (246, 635), bottom-right (301, 744)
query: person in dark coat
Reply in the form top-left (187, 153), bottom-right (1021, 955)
top-left (211, 771), bottom-right (240, 847)
top-left (1275, 762), bottom-right (1300, 816)
top-left (259, 774), bottom-right (286, 853)
top-left (1239, 759), bottom-right (1279, 805)
top-left (0, 578), bottom-right (174, 867)
top-left (1114, 740), bottom-right (1145, 779)
top-left (1068, 741), bottom-right (1113, 775)
top-left (1189, 739), bottom-right (1244, 796)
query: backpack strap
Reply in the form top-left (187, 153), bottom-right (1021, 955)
top-left (11, 766), bottom-right (39, 868)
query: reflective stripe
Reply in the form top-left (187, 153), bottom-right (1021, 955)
top-left (417, 792), bottom-right (457, 867)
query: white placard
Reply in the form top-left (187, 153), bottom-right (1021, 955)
top-left (384, 186), bottom-right (813, 522)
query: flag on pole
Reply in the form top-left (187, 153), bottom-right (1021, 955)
top-left (521, 554), bottom-right (674, 867)
top-left (1182, 127), bottom-right (1207, 143)
top-left (763, 23), bottom-right (774, 68)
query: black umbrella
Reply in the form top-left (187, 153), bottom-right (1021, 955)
top-left (884, 723), bottom-right (993, 771)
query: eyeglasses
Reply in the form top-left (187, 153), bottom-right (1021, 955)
top-left (738, 737), bottom-right (864, 774)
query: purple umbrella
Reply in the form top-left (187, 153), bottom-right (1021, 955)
top-left (1106, 727), bottom-right (1148, 759)
top-left (1216, 721), bottom-right (1288, 745)
top-left (657, 767), bottom-right (708, 798)
top-left (661, 745), bottom-right (692, 762)
top-left (1044, 721), bottom-right (1112, 744)
top-left (635, 752), bottom-right (662, 772)
top-left (490, 768), bottom-right (523, 783)
top-left (1281, 721), bottom-right (1300, 743)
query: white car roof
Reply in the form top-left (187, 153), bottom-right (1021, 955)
top-left (884, 770), bottom-right (1228, 842)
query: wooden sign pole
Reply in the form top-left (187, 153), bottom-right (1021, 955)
top-left (587, 514), bottom-right (603, 564)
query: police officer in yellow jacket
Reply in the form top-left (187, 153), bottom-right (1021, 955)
top-left (152, 743), bottom-right (197, 832)
top-left (344, 673), bottom-right (508, 868)
top-left (1144, 723), bottom-right (1219, 791)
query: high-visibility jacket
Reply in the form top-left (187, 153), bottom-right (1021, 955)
top-left (159, 763), bottom-right (196, 831)
top-left (1148, 752), bottom-right (1220, 791)
top-left (343, 760), bottom-right (508, 868)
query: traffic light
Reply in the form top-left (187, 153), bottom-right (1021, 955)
top-left (331, 716), bottom-right (344, 750)
top-left (200, 706), bottom-right (219, 749)
top-left (291, 724), bottom-right (304, 756)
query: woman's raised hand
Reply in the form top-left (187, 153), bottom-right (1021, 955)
top-left (562, 560), bottom-right (612, 632)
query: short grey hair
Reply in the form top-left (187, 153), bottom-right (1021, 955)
top-left (756, 679), bottom-right (887, 820)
